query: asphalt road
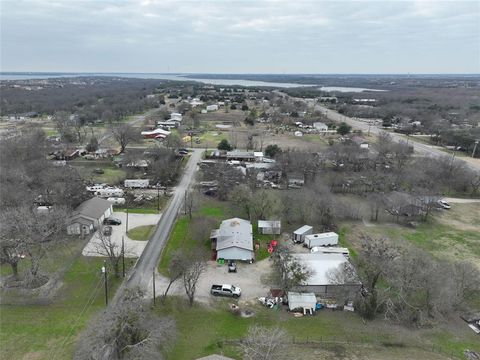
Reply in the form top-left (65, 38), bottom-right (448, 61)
top-left (314, 103), bottom-right (480, 172)
top-left (126, 149), bottom-right (203, 290)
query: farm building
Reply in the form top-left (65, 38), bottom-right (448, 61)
top-left (258, 220), bottom-right (281, 235)
top-left (292, 253), bottom-right (361, 297)
top-left (226, 150), bottom-right (264, 162)
top-left (67, 197), bottom-right (113, 236)
top-left (292, 225), bottom-right (313, 243)
top-left (210, 218), bottom-right (254, 261)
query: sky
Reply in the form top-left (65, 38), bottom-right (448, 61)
top-left (1, 0), bottom-right (479, 74)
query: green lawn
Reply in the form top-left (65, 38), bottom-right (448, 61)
top-left (159, 197), bottom-right (237, 274)
top-left (127, 225), bottom-right (156, 241)
top-left (158, 216), bottom-right (191, 274)
top-left (155, 297), bottom-right (479, 360)
top-left (0, 256), bottom-right (130, 360)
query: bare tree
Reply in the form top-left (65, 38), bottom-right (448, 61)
top-left (112, 124), bottom-right (140, 153)
top-left (162, 251), bottom-right (185, 302)
top-left (75, 288), bottom-right (175, 360)
top-left (241, 325), bottom-right (289, 360)
top-left (184, 190), bottom-right (196, 219)
top-left (0, 206), bottom-right (69, 287)
top-left (354, 235), bottom-right (399, 320)
top-left (182, 249), bottom-right (207, 306)
top-left (270, 247), bottom-right (312, 292)
top-left (91, 225), bottom-right (131, 278)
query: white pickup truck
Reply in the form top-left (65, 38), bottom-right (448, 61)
top-left (210, 284), bottom-right (241, 298)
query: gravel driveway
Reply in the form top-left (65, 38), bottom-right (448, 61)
top-left (148, 258), bottom-right (272, 304)
top-left (82, 212), bottom-right (161, 258)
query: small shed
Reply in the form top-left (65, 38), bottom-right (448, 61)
top-left (258, 220), bottom-right (281, 235)
top-left (293, 225), bottom-right (313, 243)
top-left (287, 292), bottom-right (317, 312)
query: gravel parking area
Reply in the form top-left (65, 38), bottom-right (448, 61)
top-left (149, 258), bottom-right (272, 304)
top-left (82, 212), bottom-right (161, 258)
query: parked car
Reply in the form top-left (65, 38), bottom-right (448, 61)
top-left (103, 217), bottom-right (122, 225)
top-left (211, 284), bottom-right (241, 298)
top-left (102, 226), bottom-right (112, 236)
top-left (228, 260), bottom-right (237, 273)
top-left (437, 200), bottom-right (451, 210)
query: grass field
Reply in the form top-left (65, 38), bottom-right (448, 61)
top-left (155, 297), bottom-right (479, 360)
top-left (159, 197), bottom-right (238, 274)
top-left (0, 256), bottom-right (130, 359)
top-left (127, 225), bottom-right (156, 241)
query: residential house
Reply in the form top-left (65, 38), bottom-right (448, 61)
top-left (210, 218), bottom-right (254, 261)
top-left (67, 197), bottom-right (113, 236)
top-left (313, 122), bottom-right (328, 132)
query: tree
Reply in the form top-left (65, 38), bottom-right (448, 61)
top-left (112, 124), bottom-right (141, 153)
top-left (217, 139), bottom-right (233, 151)
top-left (184, 190), bottom-right (196, 219)
top-left (91, 225), bottom-right (131, 278)
top-left (270, 246), bottom-right (312, 292)
top-left (182, 249), bottom-right (207, 306)
top-left (0, 205), bottom-right (69, 287)
top-left (163, 133), bottom-right (182, 150)
top-left (337, 122), bottom-right (352, 136)
top-left (75, 288), bottom-right (175, 360)
top-left (354, 236), bottom-right (399, 320)
top-left (241, 325), bottom-right (289, 360)
top-left (86, 136), bottom-right (99, 153)
top-left (265, 144), bottom-right (282, 158)
top-left (162, 251), bottom-right (185, 302)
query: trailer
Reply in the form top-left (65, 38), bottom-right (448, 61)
top-left (311, 246), bottom-right (349, 256)
top-left (124, 179), bottom-right (150, 188)
top-left (304, 232), bottom-right (339, 249)
top-left (293, 225), bottom-right (313, 243)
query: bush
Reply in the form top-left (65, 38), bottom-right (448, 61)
top-left (217, 139), bottom-right (232, 151)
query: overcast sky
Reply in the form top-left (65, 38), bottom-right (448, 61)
top-left (1, 0), bottom-right (479, 74)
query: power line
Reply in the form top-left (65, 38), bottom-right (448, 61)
top-left (50, 275), bottom-right (104, 360)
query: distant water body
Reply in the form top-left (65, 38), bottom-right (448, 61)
top-left (0, 72), bottom-right (384, 92)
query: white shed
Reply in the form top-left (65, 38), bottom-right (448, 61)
top-left (258, 220), bottom-right (281, 235)
top-left (293, 225), bottom-right (313, 243)
top-left (287, 292), bottom-right (317, 312)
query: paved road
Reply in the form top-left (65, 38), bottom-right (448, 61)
top-left (126, 149), bottom-right (203, 290)
top-left (314, 103), bottom-right (480, 172)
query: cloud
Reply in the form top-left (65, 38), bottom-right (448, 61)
top-left (0, 0), bottom-right (478, 73)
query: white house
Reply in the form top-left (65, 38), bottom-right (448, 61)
top-left (258, 220), bottom-right (281, 235)
top-left (67, 197), bottom-right (113, 236)
top-left (170, 112), bottom-right (183, 121)
top-left (210, 218), bottom-right (254, 261)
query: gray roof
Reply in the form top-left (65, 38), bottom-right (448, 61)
top-left (258, 220), bottom-right (281, 228)
top-left (196, 355), bottom-right (235, 360)
top-left (73, 197), bottom-right (112, 220)
top-left (216, 218), bottom-right (253, 251)
top-left (294, 225), bottom-right (313, 235)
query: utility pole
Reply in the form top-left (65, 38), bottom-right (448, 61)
top-left (101, 261), bottom-right (108, 306)
top-left (122, 236), bottom-right (125, 278)
top-left (472, 140), bottom-right (479, 158)
top-left (157, 185), bottom-right (160, 212)
top-left (152, 268), bottom-right (156, 306)
top-left (126, 207), bottom-right (129, 233)
top-left (184, 190), bottom-right (187, 215)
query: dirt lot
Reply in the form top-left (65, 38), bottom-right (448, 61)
top-left (150, 258), bottom-right (272, 303)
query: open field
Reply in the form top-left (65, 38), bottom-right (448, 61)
top-left (0, 256), bottom-right (131, 360)
top-left (155, 297), bottom-right (479, 360)
top-left (342, 202), bottom-right (480, 268)
top-left (127, 225), bottom-right (156, 241)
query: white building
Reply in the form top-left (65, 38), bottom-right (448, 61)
top-left (292, 253), bottom-right (360, 296)
top-left (210, 218), bottom-right (254, 261)
top-left (258, 220), bottom-right (281, 235)
top-left (287, 292), bottom-right (317, 312)
top-left (67, 197), bottom-right (113, 236)
top-left (313, 122), bottom-right (328, 132)
top-left (206, 104), bottom-right (219, 112)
